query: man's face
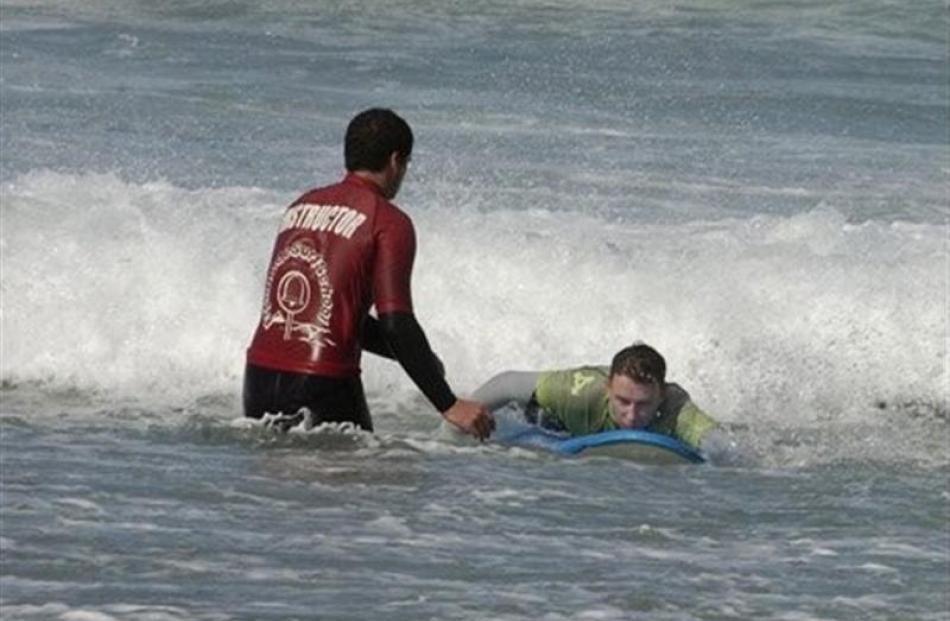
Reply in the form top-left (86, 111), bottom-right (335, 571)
top-left (607, 374), bottom-right (663, 429)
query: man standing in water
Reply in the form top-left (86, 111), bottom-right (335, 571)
top-left (473, 343), bottom-right (718, 449)
top-left (244, 108), bottom-right (494, 440)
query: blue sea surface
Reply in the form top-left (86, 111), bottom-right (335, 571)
top-left (1, 1), bottom-right (948, 619)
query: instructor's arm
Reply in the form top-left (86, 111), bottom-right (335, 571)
top-left (379, 312), bottom-right (493, 440)
top-left (374, 212), bottom-right (493, 441)
top-left (362, 314), bottom-right (446, 377)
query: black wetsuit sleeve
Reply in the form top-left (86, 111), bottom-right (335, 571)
top-left (361, 315), bottom-right (396, 359)
top-left (378, 311), bottom-right (457, 413)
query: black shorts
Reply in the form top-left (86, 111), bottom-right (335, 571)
top-left (242, 363), bottom-right (373, 431)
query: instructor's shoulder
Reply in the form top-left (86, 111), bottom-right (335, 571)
top-left (376, 197), bottom-right (414, 231)
top-left (293, 180), bottom-right (339, 206)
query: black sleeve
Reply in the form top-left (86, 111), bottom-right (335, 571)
top-left (361, 315), bottom-right (396, 359)
top-left (378, 311), bottom-right (457, 413)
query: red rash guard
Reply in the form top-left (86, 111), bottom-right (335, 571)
top-left (246, 173), bottom-right (415, 378)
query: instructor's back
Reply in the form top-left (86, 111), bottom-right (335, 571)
top-left (244, 108), bottom-right (493, 440)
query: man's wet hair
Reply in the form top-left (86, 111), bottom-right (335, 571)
top-left (610, 343), bottom-right (666, 387)
top-left (344, 108), bottom-right (413, 172)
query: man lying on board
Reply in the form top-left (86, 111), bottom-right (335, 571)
top-left (473, 342), bottom-right (719, 450)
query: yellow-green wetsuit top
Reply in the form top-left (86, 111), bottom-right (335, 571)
top-left (533, 366), bottom-right (718, 449)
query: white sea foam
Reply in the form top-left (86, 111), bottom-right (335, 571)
top-left (2, 171), bottom-right (946, 430)
top-left (366, 514), bottom-right (414, 537)
top-left (0, 602), bottom-right (227, 621)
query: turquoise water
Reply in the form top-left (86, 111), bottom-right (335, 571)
top-left (1, 1), bottom-right (948, 619)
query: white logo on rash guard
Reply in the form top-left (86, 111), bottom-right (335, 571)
top-left (279, 203), bottom-right (367, 239)
top-left (260, 240), bottom-right (335, 360)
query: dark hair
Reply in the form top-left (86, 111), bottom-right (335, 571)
top-left (344, 108), bottom-right (413, 172)
top-left (609, 343), bottom-right (666, 387)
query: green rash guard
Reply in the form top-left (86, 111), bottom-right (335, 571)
top-left (533, 366), bottom-right (719, 449)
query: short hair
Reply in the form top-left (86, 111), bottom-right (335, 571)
top-left (609, 343), bottom-right (666, 387)
top-left (344, 108), bottom-right (413, 172)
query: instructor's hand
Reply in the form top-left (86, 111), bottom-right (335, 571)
top-left (442, 399), bottom-right (495, 441)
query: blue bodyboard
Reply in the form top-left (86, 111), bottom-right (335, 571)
top-left (500, 427), bottom-right (705, 464)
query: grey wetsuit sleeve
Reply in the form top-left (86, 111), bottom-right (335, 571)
top-left (472, 371), bottom-right (541, 412)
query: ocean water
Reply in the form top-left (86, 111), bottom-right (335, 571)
top-left (1, 1), bottom-right (948, 619)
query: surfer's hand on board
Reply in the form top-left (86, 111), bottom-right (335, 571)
top-left (442, 399), bottom-right (495, 441)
